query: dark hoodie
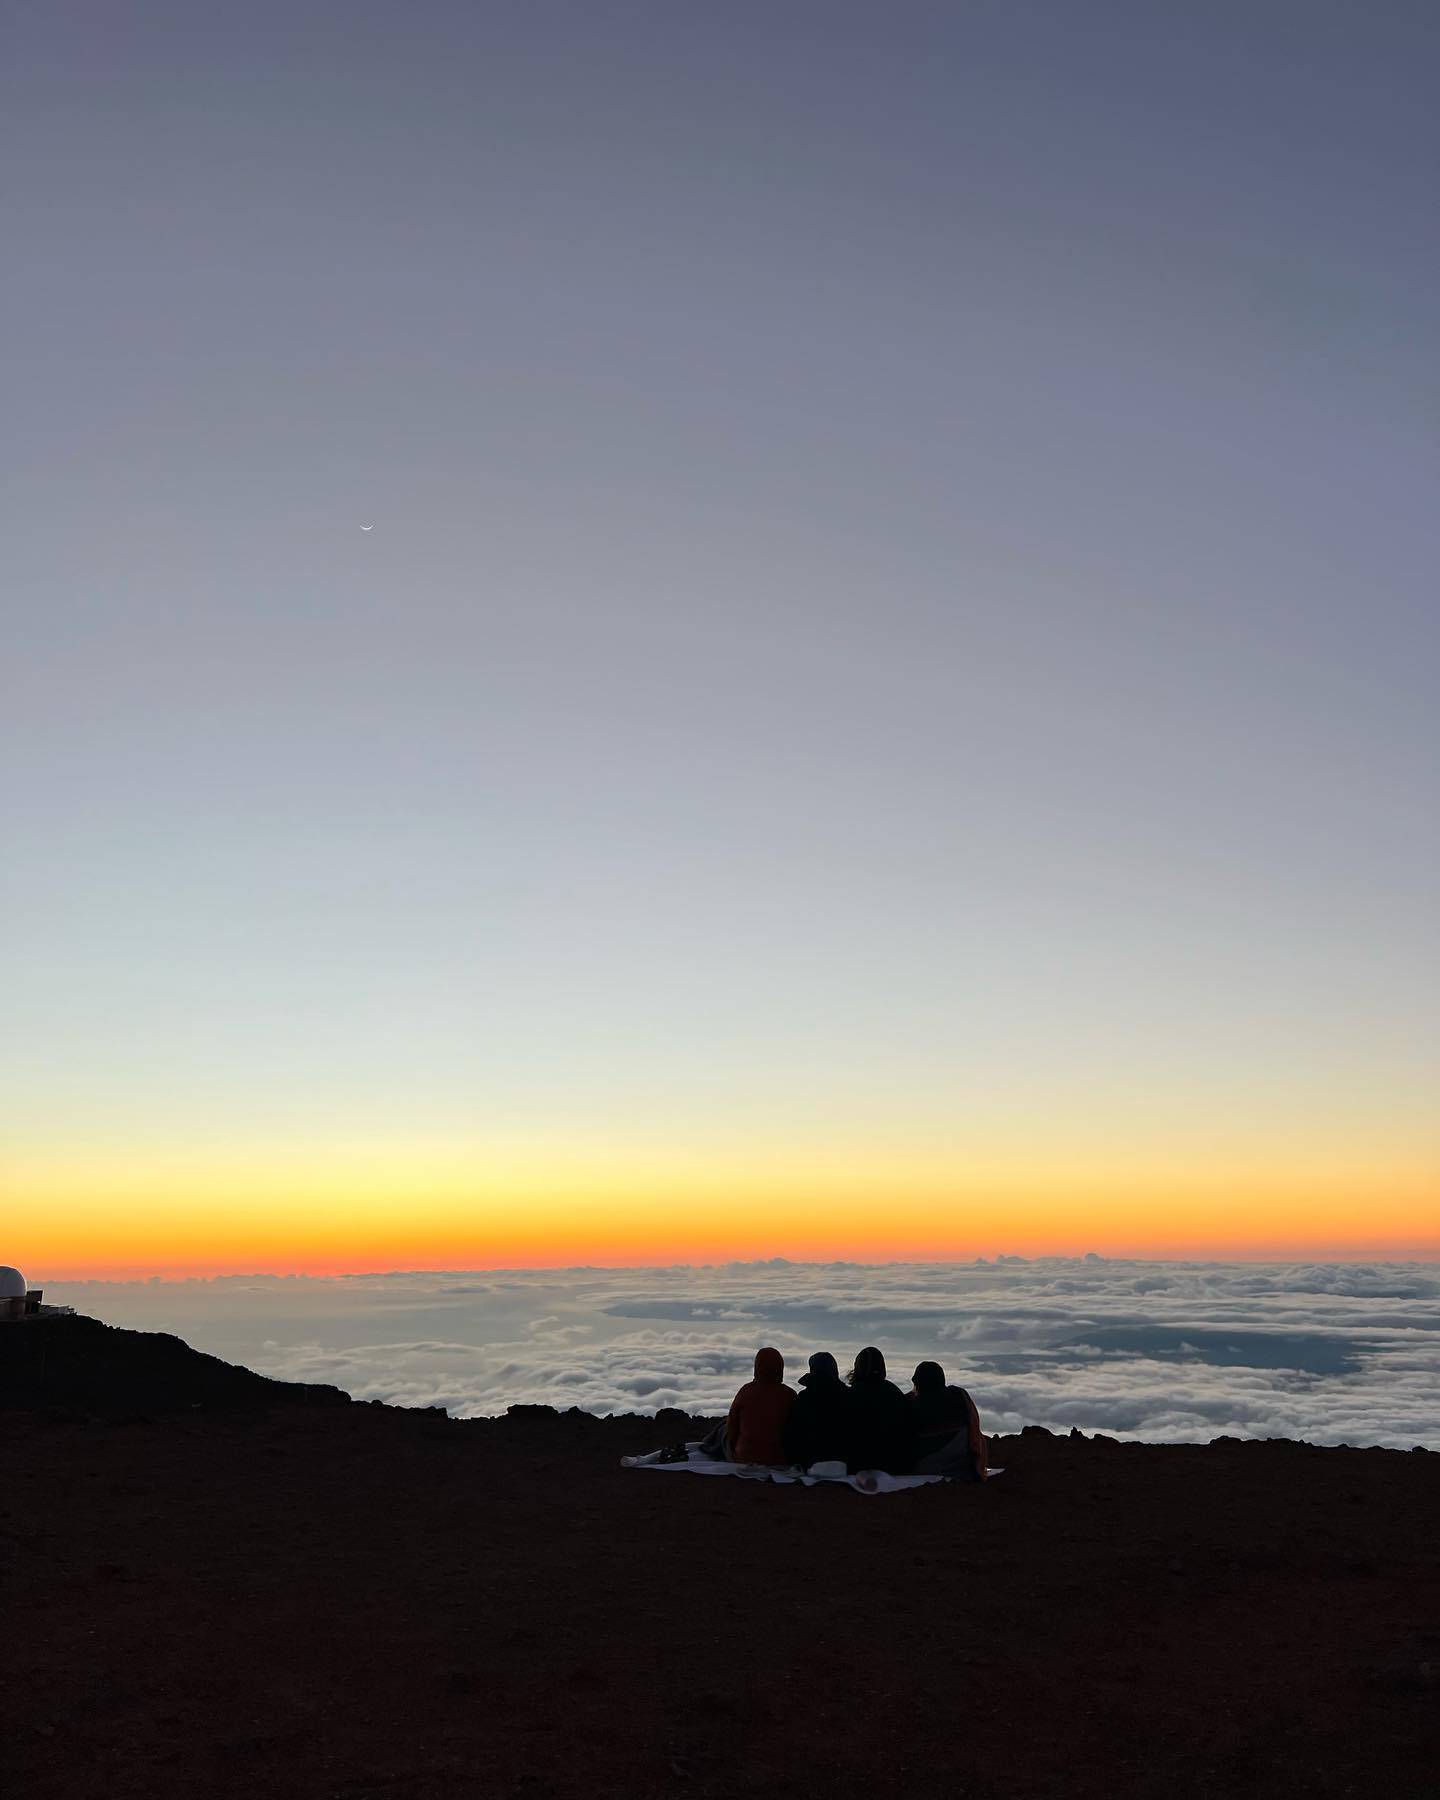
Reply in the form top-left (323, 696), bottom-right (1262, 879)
top-left (908, 1360), bottom-right (987, 1480)
top-left (783, 1352), bottom-right (851, 1469)
top-left (844, 1346), bottom-right (915, 1475)
top-left (725, 1347), bottom-right (796, 1465)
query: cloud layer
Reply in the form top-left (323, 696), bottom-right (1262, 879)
top-left (52, 1259), bottom-right (1440, 1448)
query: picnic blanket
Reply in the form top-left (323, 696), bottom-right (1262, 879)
top-left (621, 1444), bottom-right (1002, 1494)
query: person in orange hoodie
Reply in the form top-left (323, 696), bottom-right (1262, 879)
top-left (724, 1346), bottom-right (796, 1465)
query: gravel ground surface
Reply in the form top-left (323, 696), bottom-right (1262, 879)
top-left (4, 1322), bottom-right (1438, 1798)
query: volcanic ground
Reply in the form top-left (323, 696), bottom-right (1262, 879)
top-left (3, 1316), bottom-right (1437, 1798)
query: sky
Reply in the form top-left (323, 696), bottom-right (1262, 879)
top-left (4, 2), bottom-right (1437, 1277)
top-left (45, 1259), bottom-right (1440, 1449)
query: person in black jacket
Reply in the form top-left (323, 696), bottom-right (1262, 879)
top-left (842, 1345), bottom-right (915, 1475)
top-left (783, 1351), bottom-right (851, 1469)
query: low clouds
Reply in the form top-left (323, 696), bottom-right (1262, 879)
top-left (52, 1259), bottom-right (1440, 1448)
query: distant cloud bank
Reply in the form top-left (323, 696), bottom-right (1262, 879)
top-left (51, 1259), bottom-right (1440, 1449)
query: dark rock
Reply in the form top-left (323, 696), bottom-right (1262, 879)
top-left (0, 1314), bottom-right (349, 1416)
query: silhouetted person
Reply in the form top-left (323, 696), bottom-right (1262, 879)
top-left (783, 1351), bottom-right (851, 1470)
top-left (723, 1346), bottom-right (796, 1465)
top-left (842, 1345), bottom-right (914, 1475)
top-left (907, 1360), bottom-right (988, 1481)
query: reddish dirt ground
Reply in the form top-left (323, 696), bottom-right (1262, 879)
top-left (5, 1394), bottom-right (1438, 1800)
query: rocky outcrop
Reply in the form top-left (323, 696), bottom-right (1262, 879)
top-left (0, 1312), bottom-right (349, 1415)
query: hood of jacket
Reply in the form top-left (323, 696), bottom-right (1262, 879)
top-left (800, 1351), bottom-right (840, 1387)
top-left (753, 1346), bottom-right (785, 1383)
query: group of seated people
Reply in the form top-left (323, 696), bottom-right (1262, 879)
top-left (703, 1344), bottom-right (987, 1481)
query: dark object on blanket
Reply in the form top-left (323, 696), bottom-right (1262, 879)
top-left (909, 1362), bottom-right (988, 1480)
top-left (912, 1427), bottom-right (982, 1480)
top-left (657, 1441), bottom-right (691, 1464)
top-left (695, 1420), bottom-right (728, 1460)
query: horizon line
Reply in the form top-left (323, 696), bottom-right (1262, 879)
top-left (38, 1246), bottom-right (1440, 1285)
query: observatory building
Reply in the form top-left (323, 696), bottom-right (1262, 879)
top-left (0, 1267), bottom-right (67, 1322)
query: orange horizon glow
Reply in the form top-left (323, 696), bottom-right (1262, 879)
top-left (34, 1237), bottom-right (1440, 1284)
top-left (8, 1133), bottom-right (1437, 1281)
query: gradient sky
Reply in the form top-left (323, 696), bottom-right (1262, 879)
top-left (4, 2), bottom-right (1437, 1275)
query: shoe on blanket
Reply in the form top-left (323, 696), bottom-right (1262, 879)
top-left (657, 1441), bottom-right (691, 1464)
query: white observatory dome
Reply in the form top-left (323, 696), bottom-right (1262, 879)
top-left (0, 1267), bottom-right (26, 1299)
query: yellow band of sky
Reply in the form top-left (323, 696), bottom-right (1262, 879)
top-left (7, 1134), bottom-right (1436, 1277)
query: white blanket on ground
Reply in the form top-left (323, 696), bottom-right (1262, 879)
top-left (621, 1445), bottom-right (1002, 1494)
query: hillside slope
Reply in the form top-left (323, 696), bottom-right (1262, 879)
top-left (3, 1324), bottom-right (1436, 1798)
top-left (0, 1313), bottom-right (349, 1413)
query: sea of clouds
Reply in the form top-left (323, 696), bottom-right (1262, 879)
top-left (48, 1258), bottom-right (1440, 1449)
